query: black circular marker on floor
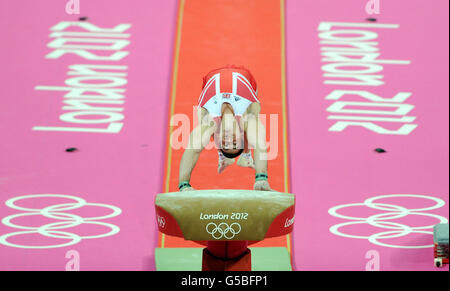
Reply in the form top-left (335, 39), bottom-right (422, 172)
top-left (78, 17), bottom-right (88, 21)
top-left (65, 147), bottom-right (78, 152)
top-left (374, 148), bottom-right (387, 153)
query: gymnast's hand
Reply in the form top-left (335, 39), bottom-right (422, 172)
top-left (181, 186), bottom-right (195, 192)
top-left (253, 180), bottom-right (273, 191)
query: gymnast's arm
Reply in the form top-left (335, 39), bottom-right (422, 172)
top-left (244, 103), bottom-right (272, 191)
top-left (245, 103), bottom-right (268, 174)
top-left (178, 113), bottom-right (216, 190)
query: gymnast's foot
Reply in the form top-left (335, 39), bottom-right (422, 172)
top-left (218, 151), bottom-right (235, 174)
top-left (237, 151), bottom-right (255, 170)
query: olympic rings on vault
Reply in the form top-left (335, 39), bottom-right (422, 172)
top-left (206, 222), bottom-right (242, 240)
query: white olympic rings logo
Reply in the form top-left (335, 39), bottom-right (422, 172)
top-left (0, 194), bottom-right (122, 249)
top-left (206, 222), bottom-right (241, 240)
top-left (157, 215), bottom-right (165, 228)
top-left (328, 194), bottom-right (448, 249)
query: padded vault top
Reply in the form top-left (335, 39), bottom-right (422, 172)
top-left (155, 190), bottom-right (295, 241)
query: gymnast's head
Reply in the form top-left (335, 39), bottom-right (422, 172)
top-left (218, 103), bottom-right (244, 159)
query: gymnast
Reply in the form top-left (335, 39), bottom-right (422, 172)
top-left (178, 65), bottom-right (273, 192)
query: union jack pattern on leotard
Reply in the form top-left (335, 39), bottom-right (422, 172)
top-left (198, 67), bottom-right (259, 117)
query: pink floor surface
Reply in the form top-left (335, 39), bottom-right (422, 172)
top-left (0, 0), bottom-right (448, 271)
top-left (287, 0), bottom-right (449, 271)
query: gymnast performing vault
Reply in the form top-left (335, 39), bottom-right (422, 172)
top-left (155, 66), bottom-right (295, 271)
